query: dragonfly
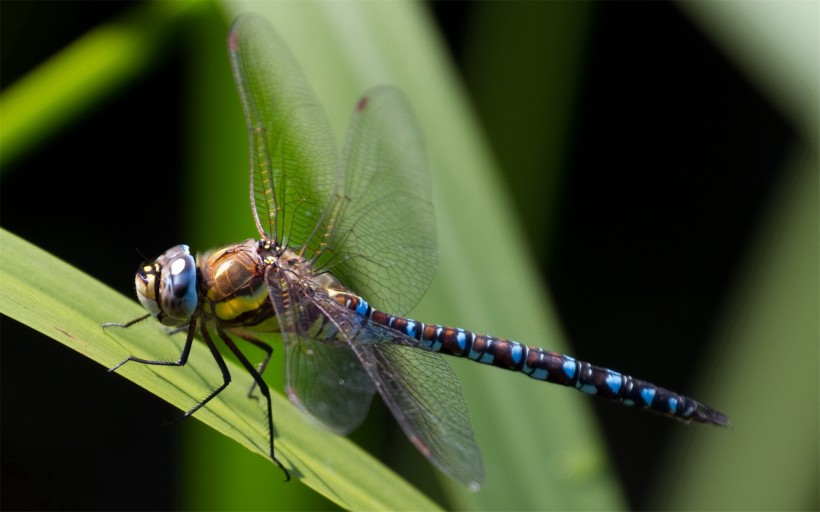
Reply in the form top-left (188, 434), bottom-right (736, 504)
top-left (104, 14), bottom-right (730, 490)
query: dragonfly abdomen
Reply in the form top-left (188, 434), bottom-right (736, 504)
top-left (334, 291), bottom-right (730, 427)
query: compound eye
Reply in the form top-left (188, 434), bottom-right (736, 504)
top-left (133, 245), bottom-right (198, 326)
top-left (159, 248), bottom-right (198, 324)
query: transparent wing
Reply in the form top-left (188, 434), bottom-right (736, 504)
top-left (316, 87), bottom-right (438, 316)
top-left (228, 15), bottom-right (338, 248)
top-left (266, 267), bottom-right (376, 434)
top-left (284, 338), bottom-right (377, 435)
top-left (230, 18), bottom-right (436, 315)
top-left (368, 343), bottom-right (484, 489)
top-left (312, 294), bottom-right (485, 488)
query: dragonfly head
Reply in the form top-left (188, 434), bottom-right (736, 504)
top-left (135, 244), bottom-right (198, 327)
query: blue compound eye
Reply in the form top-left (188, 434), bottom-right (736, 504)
top-left (158, 246), bottom-right (198, 324)
top-left (133, 245), bottom-right (198, 326)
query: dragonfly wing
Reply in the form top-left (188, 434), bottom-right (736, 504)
top-left (284, 334), bottom-right (377, 435)
top-left (313, 294), bottom-right (484, 488)
top-left (369, 342), bottom-right (485, 489)
top-left (318, 86), bottom-right (437, 316)
top-left (266, 267), bottom-right (376, 434)
top-left (228, 15), bottom-right (338, 247)
top-left (231, 19), bottom-right (435, 316)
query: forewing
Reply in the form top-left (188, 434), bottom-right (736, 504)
top-left (228, 15), bottom-right (338, 247)
top-left (316, 86), bottom-right (437, 316)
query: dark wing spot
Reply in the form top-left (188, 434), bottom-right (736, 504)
top-left (357, 95), bottom-right (369, 112)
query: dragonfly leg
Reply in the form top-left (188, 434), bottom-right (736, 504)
top-left (106, 320), bottom-right (234, 426)
top-left (107, 318), bottom-right (197, 373)
top-left (101, 313), bottom-right (151, 329)
top-left (232, 331), bottom-right (274, 399)
top-left (176, 322), bottom-right (232, 421)
top-left (217, 327), bottom-right (290, 482)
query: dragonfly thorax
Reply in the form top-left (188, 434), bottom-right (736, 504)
top-left (199, 238), bottom-right (332, 327)
top-left (271, 245), bottom-right (346, 294)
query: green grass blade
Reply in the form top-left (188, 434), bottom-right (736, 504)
top-left (0, 228), bottom-right (439, 511)
top-left (0, 0), bottom-right (200, 171)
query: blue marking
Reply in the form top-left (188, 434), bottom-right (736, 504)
top-left (478, 338), bottom-right (495, 364)
top-left (640, 388), bottom-right (656, 406)
top-left (431, 326), bottom-right (442, 351)
top-left (623, 399), bottom-right (635, 406)
top-left (605, 371), bottom-right (622, 394)
top-left (563, 357), bottom-right (576, 380)
top-left (510, 343), bottom-right (523, 365)
top-left (667, 397), bottom-right (678, 414)
top-left (355, 298), bottom-right (369, 316)
top-left (578, 383), bottom-right (597, 395)
top-left (478, 352), bottom-right (495, 364)
top-left (405, 320), bottom-right (416, 338)
top-left (530, 367), bottom-right (548, 380)
top-left (456, 331), bottom-right (467, 352)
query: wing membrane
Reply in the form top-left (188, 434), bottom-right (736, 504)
top-left (284, 338), bottom-right (376, 435)
top-left (230, 19), bottom-right (436, 315)
top-left (318, 87), bottom-right (437, 315)
top-left (266, 266), bottom-right (376, 434)
top-left (313, 294), bottom-right (485, 488)
top-left (368, 343), bottom-right (484, 489)
top-left (228, 15), bottom-right (338, 248)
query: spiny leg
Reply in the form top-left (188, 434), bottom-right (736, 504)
top-left (101, 313), bottom-right (151, 329)
top-left (217, 328), bottom-right (290, 482)
top-left (106, 320), bottom-right (234, 424)
top-left (232, 331), bottom-right (274, 399)
top-left (107, 318), bottom-right (197, 373)
top-left (177, 323), bottom-right (232, 420)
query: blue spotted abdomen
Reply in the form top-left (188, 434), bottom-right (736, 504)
top-left (333, 291), bottom-right (730, 427)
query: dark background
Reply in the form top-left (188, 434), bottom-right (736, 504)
top-left (1, 1), bottom-right (792, 510)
